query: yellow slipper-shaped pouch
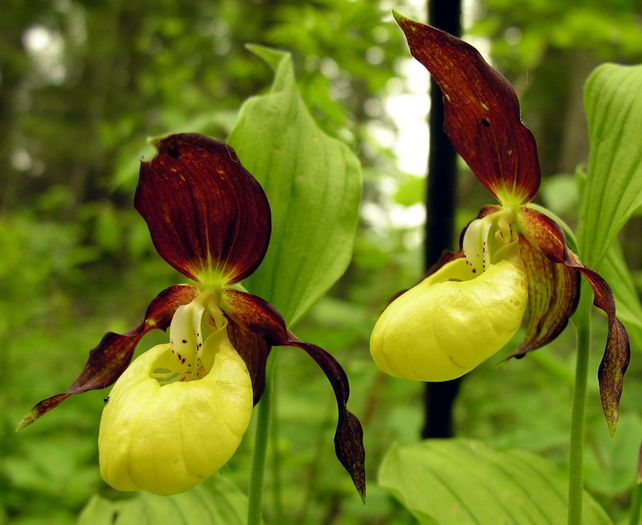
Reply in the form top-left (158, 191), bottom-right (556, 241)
top-left (98, 322), bottom-right (252, 495)
top-left (370, 257), bottom-right (528, 382)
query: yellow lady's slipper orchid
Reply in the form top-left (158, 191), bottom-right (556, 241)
top-left (18, 134), bottom-right (365, 497)
top-left (372, 208), bottom-right (530, 381)
top-left (99, 302), bottom-right (252, 495)
top-left (375, 14), bottom-right (630, 432)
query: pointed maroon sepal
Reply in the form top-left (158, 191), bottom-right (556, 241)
top-left (17, 285), bottom-right (197, 430)
top-left (394, 13), bottom-right (540, 205)
top-left (221, 289), bottom-right (366, 498)
top-left (518, 207), bottom-right (630, 433)
top-left (135, 134), bottom-right (271, 284)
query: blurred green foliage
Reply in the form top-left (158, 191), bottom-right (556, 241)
top-left (1, 0), bottom-right (641, 524)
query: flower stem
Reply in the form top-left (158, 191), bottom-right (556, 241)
top-left (568, 288), bottom-right (592, 525)
top-left (270, 354), bottom-right (284, 523)
top-left (247, 349), bottom-right (278, 525)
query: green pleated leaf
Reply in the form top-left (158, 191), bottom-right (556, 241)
top-left (578, 64), bottom-right (642, 267)
top-left (78, 475), bottom-right (250, 525)
top-left (228, 45), bottom-right (361, 325)
top-left (379, 439), bottom-right (612, 525)
top-left (597, 239), bottom-right (642, 352)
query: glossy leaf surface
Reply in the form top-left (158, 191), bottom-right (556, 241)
top-left (579, 64), bottom-right (642, 267)
top-left (394, 13), bottom-right (540, 205)
top-left (379, 439), bottom-right (612, 525)
top-left (228, 46), bottom-right (361, 325)
top-left (136, 134), bottom-right (271, 284)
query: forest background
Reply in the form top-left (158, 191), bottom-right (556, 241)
top-left (2, 0), bottom-right (642, 524)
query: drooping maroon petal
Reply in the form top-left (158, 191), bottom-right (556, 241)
top-left (287, 336), bottom-right (366, 500)
top-left (509, 237), bottom-right (580, 358)
top-left (518, 207), bottom-right (630, 433)
top-left (17, 285), bottom-right (197, 430)
top-left (136, 134), bottom-right (271, 284)
top-left (221, 289), bottom-right (366, 498)
top-left (565, 252), bottom-right (630, 435)
top-left (225, 316), bottom-right (271, 405)
top-left (394, 13), bottom-right (540, 205)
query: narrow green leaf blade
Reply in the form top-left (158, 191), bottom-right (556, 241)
top-left (78, 475), bottom-right (249, 525)
top-left (379, 439), bottom-right (612, 525)
top-left (579, 64), bottom-right (642, 266)
top-left (228, 46), bottom-right (361, 325)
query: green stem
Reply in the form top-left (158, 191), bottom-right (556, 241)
top-left (248, 350), bottom-right (278, 525)
top-left (567, 288), bottom-right (592, 525)
top-left (630, 481), bottom-right (642, 525)
top-left (270, 354), bottom-right (284, 523)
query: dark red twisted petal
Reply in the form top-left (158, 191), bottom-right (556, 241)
top-left (225, 316), bottom-right (271, 405)
top-left (394, 13), bottom-right (540, 204)
top-left (508, 237), bottom-right (580, 359)
top-left (565, 252), bottom-right (630, 435)
top-left (17, 284), bottom-right (198, 430)
top-left (287, 336), bottom-right (366, 501)
top-left (518, 207), bottom-right (630, 433)
top-left (136, 134), bottom-right (271, 284)
top-left (221, 289), bottom-right (366, 498)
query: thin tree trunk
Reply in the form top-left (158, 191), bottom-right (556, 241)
top-left (421, 0), bottom-right (462, 439)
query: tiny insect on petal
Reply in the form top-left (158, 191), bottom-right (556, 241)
top-left (136, 134), bottom-right (271, 285)
top-left (17, 284), bottom-right (197, 430)
top-left (99, 329), bottom-right (252, 495)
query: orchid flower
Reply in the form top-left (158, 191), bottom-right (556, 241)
top-left (19, 133), bottom-right (365, 497)
top-left (370, 14), bottom-right (630, 433)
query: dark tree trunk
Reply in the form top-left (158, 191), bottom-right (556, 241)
top-left (421, 0), bottom-right (462, 439)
